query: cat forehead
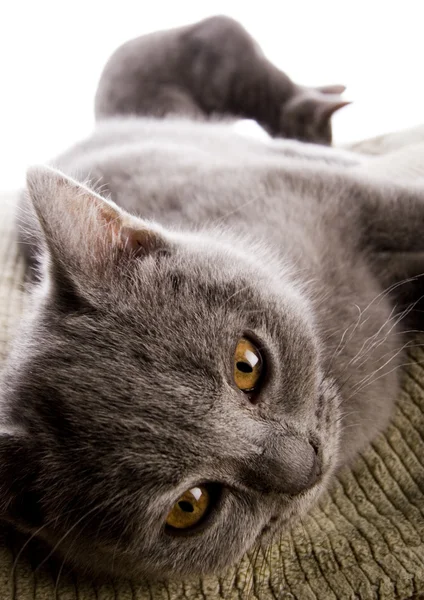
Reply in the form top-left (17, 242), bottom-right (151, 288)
top-left (15, 271), bottom-right (319, 404)
top-left (28, 252), bottom-right (319, 406)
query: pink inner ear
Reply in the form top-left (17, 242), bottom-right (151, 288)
top-left (318, 98), bottom-right (352, 121)
top-left (316, 84), bottom-right (346, 95)
top-left (95, 198), bottom-right (123, 229)
top-left (84, 195), bottom-right (125, 250)
top-left (56, 182), bottom-right (167, 260)
top-left (120, 225), bottom-right (165, 257)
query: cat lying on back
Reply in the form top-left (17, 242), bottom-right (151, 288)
top-left (1, 15), bottom-right (424, 580)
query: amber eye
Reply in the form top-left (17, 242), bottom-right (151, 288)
top-left (234, 338), bottom-right (263, 393)
top-left (166, 486), bottom-right (210, 530)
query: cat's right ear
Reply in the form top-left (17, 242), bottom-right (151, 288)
top-left (25, 166), bottom-right (170, 298)
top-left (315, 84), bottom-right (346, 95)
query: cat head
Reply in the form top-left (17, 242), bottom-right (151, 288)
top-left (0, 167), bottom-right (341, 578)
top-left (273, 84), bottom-right (351, 145)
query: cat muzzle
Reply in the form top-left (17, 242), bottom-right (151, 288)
top-left (243, 436), bottom-right (322, 496)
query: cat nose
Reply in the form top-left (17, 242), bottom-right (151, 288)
top-left (245, 436), bottom-right (322, 496)
top-left (267, 436), bottom-right (321, 495)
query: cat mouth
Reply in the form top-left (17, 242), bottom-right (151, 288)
top-left (258, 512), bottom-right (290, 544)
top-left (259, 514), bottom-right (280, 537)
top-left (257, 462), bottom-right (329, 543)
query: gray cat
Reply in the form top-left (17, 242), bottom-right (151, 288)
top-left (1, 15), bottom-right (423, 581)
top-left (95, 15), bottom-right (349, 144)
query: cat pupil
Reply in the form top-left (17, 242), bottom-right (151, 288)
top-left (179, 501), bottom-right (194, 513)
top-left (236, 361), bottom-right (253, 373)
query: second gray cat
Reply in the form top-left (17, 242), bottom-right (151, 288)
top-left (1, 16), bottom-right (424, 581)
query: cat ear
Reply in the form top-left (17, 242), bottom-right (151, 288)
top-left (286, 89), bottom-right (351, 122)
top-left (281, 88), bottom-right (351, 142)
top-left (314, 94), bottom-right (352, 121)
top-left (315, 84), bottom-right (346, 95)
top-left (26, 166), bottom-right (169, 286)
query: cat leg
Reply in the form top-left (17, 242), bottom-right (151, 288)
top-left (95, 16), bottom-right (348, 144)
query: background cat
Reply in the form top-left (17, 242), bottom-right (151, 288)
top-left (95, 15), bottom-right (349, 144)
top-left (1, 16), bottom-right (424, 581)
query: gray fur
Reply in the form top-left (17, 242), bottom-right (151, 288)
top-left (95, 16), bottom-right (350, 144)
top-left (2, 16), bottom-right (424, 581)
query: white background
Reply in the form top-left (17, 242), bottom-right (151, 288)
top-left (1, 0), bottom-right (423, 190)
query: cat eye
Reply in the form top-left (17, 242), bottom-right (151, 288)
top-left (166, 486), bottom-right (210, 530)
top-left (233, 338), bottom-right (263, 393)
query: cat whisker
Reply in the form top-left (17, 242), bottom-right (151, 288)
top-left (342, 307), bottom-right (424, 395)
top-left (243, 540), bottom-right (261, 600)
top-left (33, 500), bottom-right (110, 574)
top-left (336, 412), bottom-right (386, 433)
top-left (260, 534), bottom-right (275, 597)
top-left (343, 357), bottom-right (424, 407)
top-left (334, 324), bottom-right (404, 395)
top-left (324, 321), bottom-right (355, 378)
top-left (323, 273), bottom-right (424, 381)
top-left (333, 299), bottom-right (424, 399)
top-left (338, 422), bottom-right (361, 434)
top-left (353, 339), bottom-right (420, 375)
top-left (347, 303), bottom-right (399, 368)
top-left (329, 300), bottom-right (398, 376)
top-left (210, 195), bottom-right (263, 226)
top-left (349, 299), bottom-right (423, 369)
top-left (54, 552), bottom-right (70, 600)
top-left (341, 344), bottom-right (407, 403)
top-left (336, 409), bottom-right (361, 423)
top-left (53, 494), bottom-right (129, 599)
top-left (312, 288), bottom-right (333, 311)
top-left (8, 507), bottom-right (80, 583)
top-left (111, 525), bottom-right (130, 575)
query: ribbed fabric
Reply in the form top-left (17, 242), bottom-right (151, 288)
top-left (1, 127), bottom-right (424, 599)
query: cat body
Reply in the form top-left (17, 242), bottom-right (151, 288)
top-left (95, 15), bottom-right (349, 144)
top-left (1, 16), bottom-right (424, 580)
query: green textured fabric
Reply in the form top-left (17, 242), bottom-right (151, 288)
top-left (1, 129), bottom-right (424, 599)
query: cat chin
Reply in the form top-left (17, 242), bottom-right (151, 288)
top-left (257, 467), bottom-right (335, 547)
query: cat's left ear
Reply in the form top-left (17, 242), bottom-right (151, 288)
top-left (26, 166), bottom-right (169, 288)
top-left (315, 84), bottom-right (346, 95)
top-left (280, 87), bottom-right (351, 144)
top-left (288, 89), bottom-right (351, 123)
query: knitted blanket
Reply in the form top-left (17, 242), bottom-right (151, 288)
top-left (1, 127), bottom-right (424, 600)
